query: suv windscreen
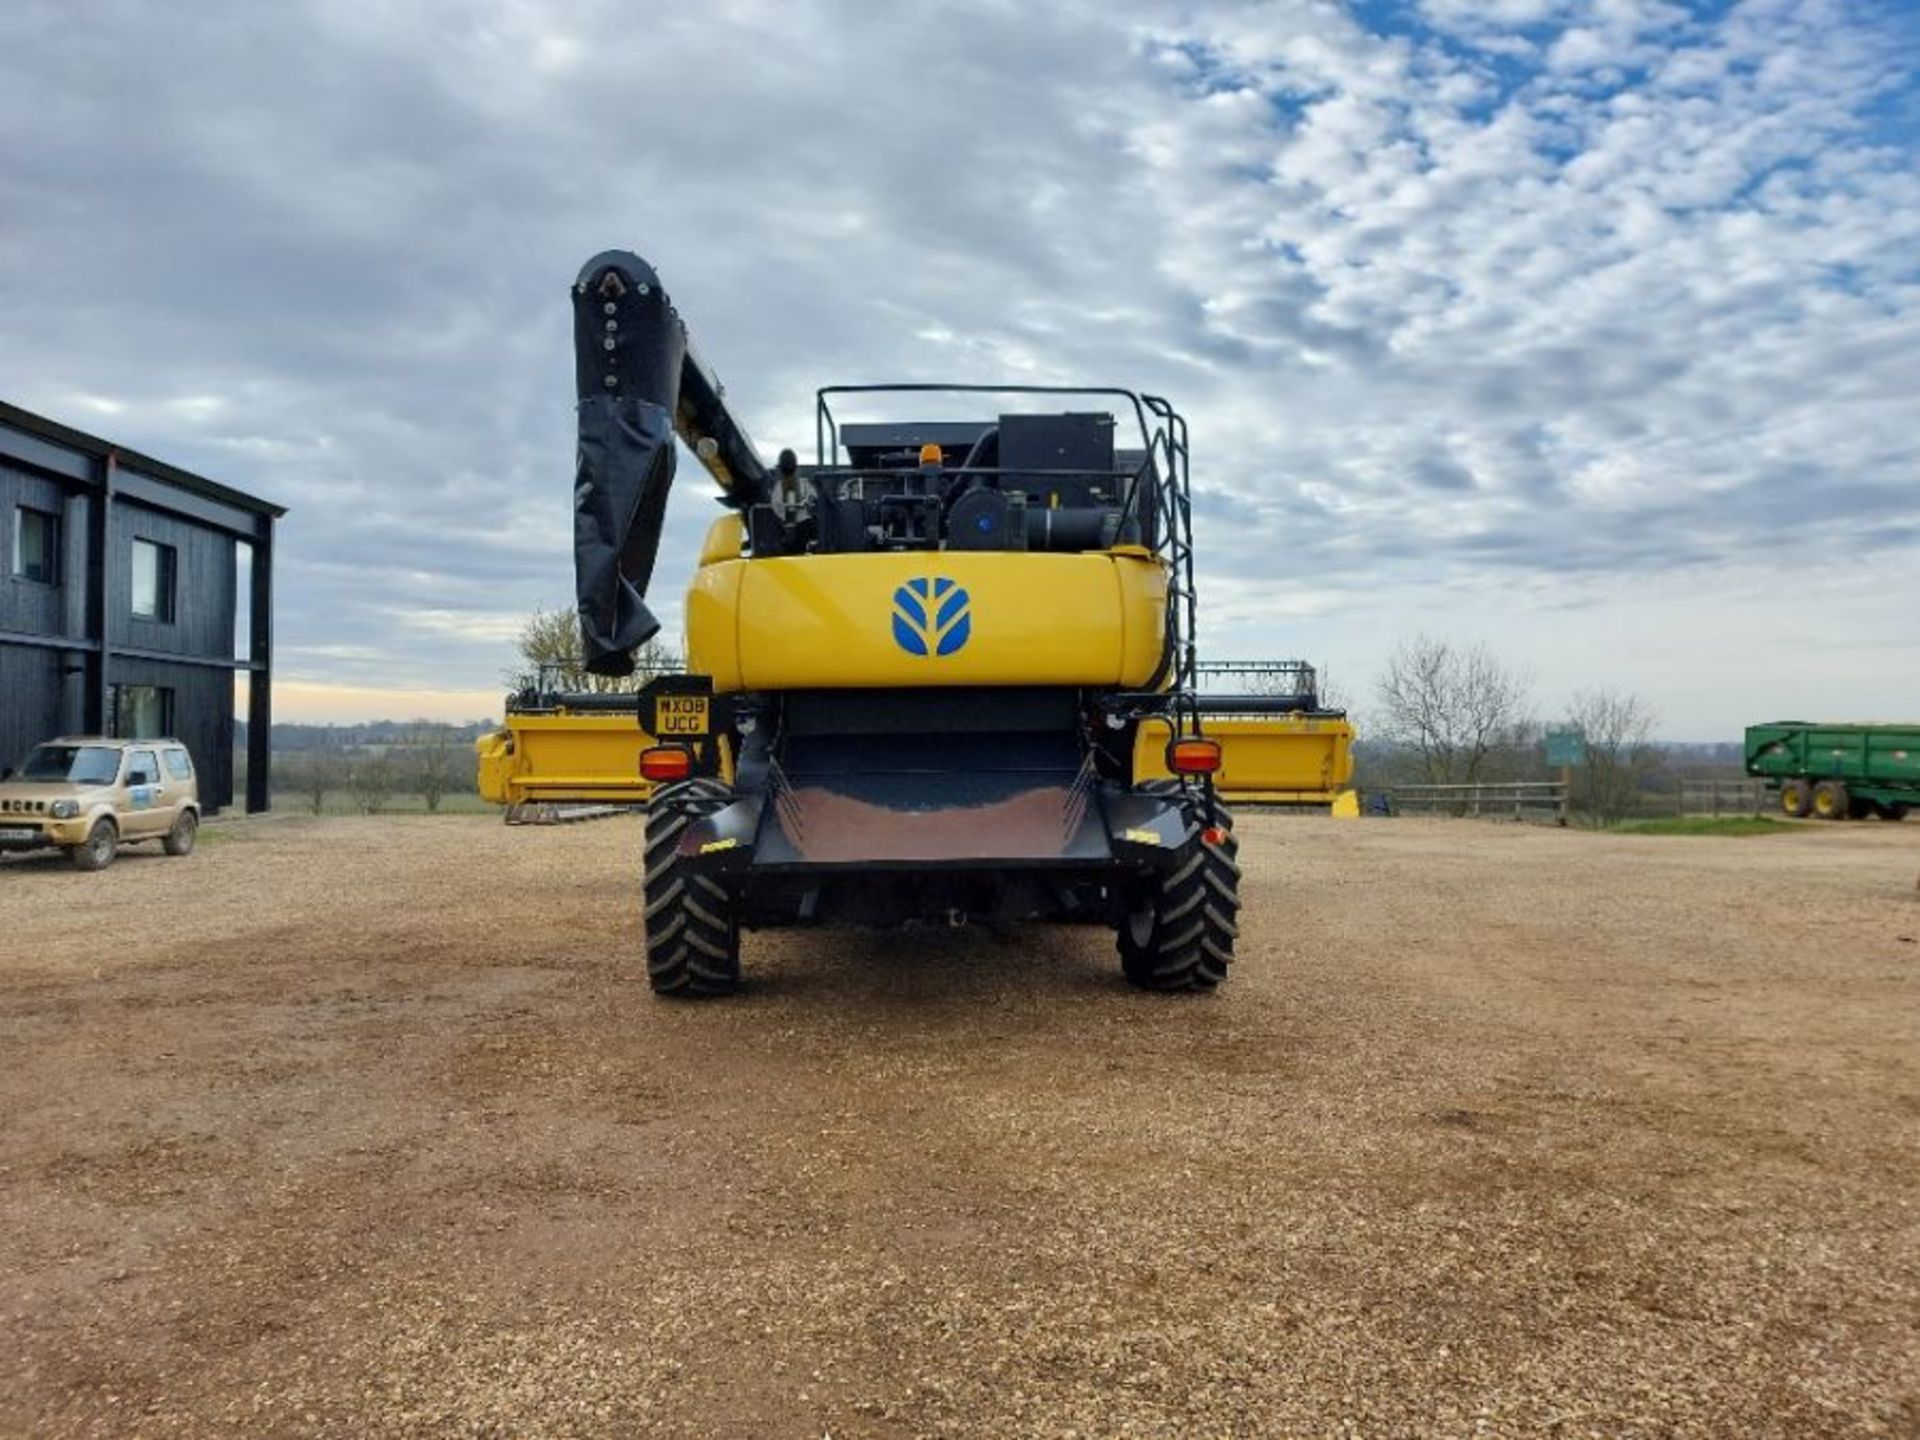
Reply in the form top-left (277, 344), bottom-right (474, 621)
top-left (19, 744), bottom-right (122, 785)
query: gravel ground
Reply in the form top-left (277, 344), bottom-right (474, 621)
top-left (1, 812), bottom-right (1916, 1438)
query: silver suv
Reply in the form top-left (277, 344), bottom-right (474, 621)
top-left (0, 737), bottom-right (202, 870)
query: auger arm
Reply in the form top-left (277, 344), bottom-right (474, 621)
top-left (572, 250), bottom-right (769, 676)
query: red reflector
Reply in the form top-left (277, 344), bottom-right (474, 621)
top-left (640, 745), bottom-right (694, 782)
top-left (1166, 737), bottom-right (1222, 775)
top-left (1203, 825), bottom-right (1230, 847)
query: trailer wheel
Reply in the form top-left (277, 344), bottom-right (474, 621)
top-left (1811, 780), bottom-right (1850, 821)
top-left (1118, 804), bottom-right (1240, 993)
top-left (1881, 804), bottom-right (1910, 822)
top-left (643, 778), bottom-right (740, 997)
top-left (1778, 779), bottom-right (1813, 818)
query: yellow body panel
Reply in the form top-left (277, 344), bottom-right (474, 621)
top-left (1135, 713), bottom-right (1356, 805)
top-left (475, 712), bottom-right (660, 807)
top-left (686, 551), bottom-right (1168, 692)
top-left (699, 513), bottom-right (745, 566)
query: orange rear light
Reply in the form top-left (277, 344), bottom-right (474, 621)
top-left (1166, 737), bottom-right (1223, 775)
top-left (640, 745), bottom-right (694, 783)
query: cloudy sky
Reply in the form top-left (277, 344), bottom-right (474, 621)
top-left (2, 0), bottom-right (1915, 736)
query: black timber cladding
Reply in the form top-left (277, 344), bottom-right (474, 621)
top-left (0, 399), bottom-right (283, 813)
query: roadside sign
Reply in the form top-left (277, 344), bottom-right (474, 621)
top-left (1545, 728), bottom-right (1587, 768)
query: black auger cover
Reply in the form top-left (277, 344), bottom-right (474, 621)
top-left (571, 251), bottom-right (687, 677)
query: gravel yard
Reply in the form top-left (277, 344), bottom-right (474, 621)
top-left (1, 812), bottom-right (1916, 1438)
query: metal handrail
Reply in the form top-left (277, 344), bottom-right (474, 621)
top-left (808, 382), bottom-right (1199, 742)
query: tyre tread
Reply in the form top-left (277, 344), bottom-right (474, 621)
top-left (1117, 794), bottom-right (1240, 993)
top-left (643, 778), bottom-right (740, 997)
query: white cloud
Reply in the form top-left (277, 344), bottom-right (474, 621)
top-left (0, 0), bottom-right (1914, 733)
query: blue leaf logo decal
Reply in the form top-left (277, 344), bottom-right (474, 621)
top-left (891, 577), bottom-right (971, 657)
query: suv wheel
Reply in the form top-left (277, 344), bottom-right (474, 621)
top-left (164, 809), bottom-right (199, 856)
top-left (69, 818), bottom-right (118, 871)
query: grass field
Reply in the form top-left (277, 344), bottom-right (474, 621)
top-left (1614, 815), bottom-right (1795, 837)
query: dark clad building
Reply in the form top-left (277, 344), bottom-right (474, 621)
top-left (1, 400), bottom-right (281, 812)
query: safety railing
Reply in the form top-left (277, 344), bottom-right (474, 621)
top-left (1382, 781), bottom-right (1568, 822)
top-left (1674, 778), bottom-right (1770, 817)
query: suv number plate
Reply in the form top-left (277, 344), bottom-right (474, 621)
top-left (0, 826), bottom-right (39, 842)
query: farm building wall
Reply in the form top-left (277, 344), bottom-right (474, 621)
top-left (0, 403), bottom-right (281, 812)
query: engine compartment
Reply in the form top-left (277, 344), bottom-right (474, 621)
top-left (743, 411), bottom-right (1157, 558)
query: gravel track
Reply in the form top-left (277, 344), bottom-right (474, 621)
top-left (1, 812), bottom-right (1916, 1437)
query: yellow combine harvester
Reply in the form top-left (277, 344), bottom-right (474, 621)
top-left (557, 248), bottom-right (1248, 996)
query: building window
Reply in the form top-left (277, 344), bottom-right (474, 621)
top-left (112, 685), bottom-right (175, 740)
top-left (234, 539), bottom-right (253, 661)
top-left (131, 538), bottom-right (176, 621)
top-left (12, 506), bottom-right (58, 584)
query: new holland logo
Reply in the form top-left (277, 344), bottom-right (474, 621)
top-left (891, 576), bottom-right (972, 657)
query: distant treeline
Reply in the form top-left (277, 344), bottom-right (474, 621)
top-left (240, 718), bottom-right (499, 753)
top-left (230, 718), bottom-right (500, 816)
top-left (1354, 736), bottom-right (1745, 786)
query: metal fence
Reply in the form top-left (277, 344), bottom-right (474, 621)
top-left (1673, 777), bottom-right (1769, 817)
top-left (1372, 776), bottom-right (1769, 823)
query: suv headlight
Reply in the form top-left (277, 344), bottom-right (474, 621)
top-left (51, 799), bottom-right (79, 820)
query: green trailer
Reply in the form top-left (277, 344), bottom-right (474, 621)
top-left (1745, 722), bottom-right (1920, 821)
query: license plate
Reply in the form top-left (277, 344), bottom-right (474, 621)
top-left (0, 827), bottom-right (39, 842)
top-left (655, 696), bottom-right (710, 736)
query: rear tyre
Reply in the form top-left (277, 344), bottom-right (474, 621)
top-left (1118, 797), bottom-right (1240, 993)
top-left (69, 819), bottom-right (117, 871)
top-left (1811, 780), bottom-right (1850, 821)
top-left (163, 810), bottom-right (198, 856)
top-left (643, 778), bottom-right (740, 998)
top-left (1882, 804), bottom-right (1910, 822)
top-left (1778, 779), bottom-right (1812, 818)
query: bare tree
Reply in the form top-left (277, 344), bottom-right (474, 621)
top-left (346, 750), bottom-right (396, 815)
top-left (1374, 635), bottom-right (1530, 784)
top-left (510, 605), bottom-right (681, 693)
top-left (1564, 688), bottom-right (1660, 825)
top-left (407, 723), bottom-right (460, 813)
top-left (275, 753), bottom-right (306, 812)
top-left (279, 747), bottom-right (345, 815)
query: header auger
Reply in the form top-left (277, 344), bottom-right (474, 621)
top-left (569, 250), bottom-right (1240, 996)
